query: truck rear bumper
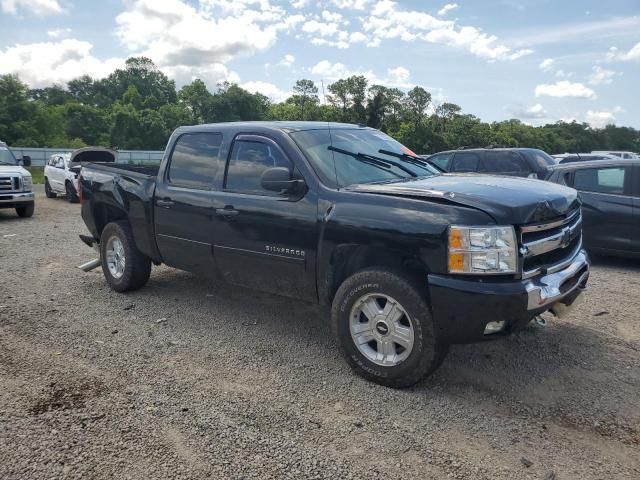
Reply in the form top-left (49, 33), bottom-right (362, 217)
top-left (0, 192), bottom-right (34, 207)
top-left (428, 249), bottom-right (589, 344)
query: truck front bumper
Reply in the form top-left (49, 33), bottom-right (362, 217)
top-left (0, 191), bottom-right (35, 208)
top-left (428, 249), bottom-right (589, 344)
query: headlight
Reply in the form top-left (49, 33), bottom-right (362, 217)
top-left (22, 175), bottom-right (33, 192)
top-left (448, 225), bottom-right (517, 274)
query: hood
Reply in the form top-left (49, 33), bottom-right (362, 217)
top-left (0, 165), bottom-right (30, 176)
top-left (69, 147), bottom-right (117, 168)
top-left (346, 173), bottom-right (580, 225)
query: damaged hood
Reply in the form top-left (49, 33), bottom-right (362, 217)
top-left (346, 174), bottom-right (580, 225)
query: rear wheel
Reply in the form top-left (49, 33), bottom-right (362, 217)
top-left (16, 203), bottom-right (35, 218)
top-left (44, 179), bottom-right (56, 198)
top-left (100, 221), bottom-right (151, 292)
top-left (331, 269), bottom-right (448, 388)
top-left (65, 181), bottom-right (79, 203)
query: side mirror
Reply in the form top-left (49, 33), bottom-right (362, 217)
top-left (20, 155), bottom-right (31, 167)
top-left (261, 167), bottom-right (304, 194)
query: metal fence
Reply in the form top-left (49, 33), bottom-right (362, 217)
top-left (10, 147), bottom-right (164, 166)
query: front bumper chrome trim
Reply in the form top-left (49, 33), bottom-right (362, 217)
top-left (524, 249), bottom-right (589, 311)
top-left (0, 191), bottom-right (35, 204)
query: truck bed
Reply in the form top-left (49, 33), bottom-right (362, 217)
top-left (81, 162), bottom-right (160, 177)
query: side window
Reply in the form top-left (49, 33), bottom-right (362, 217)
top-left (573, 167), bottom-right (626, 195)
top-left (225, 139), bottom-right (290, 195)
top-left (55, 156), bottom-right (65, 169)
top-left (168, 133), bottom-right (222, 189)
top-left (451, 152), bottom-right (480, 172)
top-left (483, 151), bottom-right (530, 174)
top-left (428, 153), bottom-right (452, 171)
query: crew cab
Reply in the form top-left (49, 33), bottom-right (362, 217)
top-left (0, 141), bottom-right (34, 218)
top-left (78, 122), bottom-right (590, 388)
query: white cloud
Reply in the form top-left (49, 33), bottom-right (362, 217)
top-left (115, 0), bottom-right (303, 71)
top-left (510, 103), bottom-right (547, 119)
top-left (586, 110), bottom-right (616, 128)
top-left (310, 60), bottom-right (413, 88)
top-left (321, 10), bottom-right (343, 22)
top-left (329, 0), bottom-right (370, 9)
top-left (241, 80), bottom-right (290, 102)
top-left (362, 1), bottom-right (532, 61)
top-left (535, 81), bottom-right (596, 99)
top-left (539, 58), bottom-right (554, 71)
top-left (165, 64), bottom-right (239, 91)
top-left (0, 39), bottom-right (123, 87)
top-left (290, 0), bottom-right (307, 8)
top-left (301, 19), bottom-right (339, 37)
top-left (1, 0), bottom-right (62, 15)
top-left (278, 54), bottom-right (295, 67)
top-left (349, 32), bottom-right (367, 43)
top-left (437, 3), bottom-right (458, 16)
top-left (47, 27), bottom-right (71, 39)
top-left (588, 65), bottom-right (616, 86)
top-left (606, 42), bottom-right (640, 62)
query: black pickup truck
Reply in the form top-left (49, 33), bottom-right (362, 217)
top-left (78, 122), bottom-right (589, 387)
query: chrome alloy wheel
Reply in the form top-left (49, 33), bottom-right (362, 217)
top-left (105, 236), bottom-right (126, 279)
top-left (349, 293), bottom-right (415, 366)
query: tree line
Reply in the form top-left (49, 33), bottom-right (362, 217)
top-left (1, 57), bottom-right (638, 155)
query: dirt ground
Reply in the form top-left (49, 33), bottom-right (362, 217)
top-left (1, 188), bottom-right (639, 479)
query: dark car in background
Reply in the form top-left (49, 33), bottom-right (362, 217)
top-left (546, 159), bottom-right (640, 257)
top-left (553, 153), bottom-right (617, 164)
top-left (427, 148), bottom-right (556, 179)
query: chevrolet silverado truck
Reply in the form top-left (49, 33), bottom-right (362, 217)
top-left (0, 141), bottom-right (34, 217)
top-left (78, 122), bottom-right (589, 388)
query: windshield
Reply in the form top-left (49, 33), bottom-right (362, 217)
top-left (0, 145), bottom-right (18, 166)
top-left (290, 128), bottom-right (438, 187)
top-left (524, 149), bottom-right (556, 167)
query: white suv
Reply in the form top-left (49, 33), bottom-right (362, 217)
top-left (44, 152), bottom-right (79, 202)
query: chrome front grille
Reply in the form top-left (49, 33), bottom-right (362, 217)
top-left (520, 209), bottom-right (582, 279)
top-left (0, 176), bottom-right (19, 193)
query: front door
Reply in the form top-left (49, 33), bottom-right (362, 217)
top-left (631, 165), bottom-right (640, 253)
top-left (154, 132), bottom-right (223, 275)
top-left (211, 134), bottom-right (318, 300)
top-left (570, 165), bottom-right (634, 253)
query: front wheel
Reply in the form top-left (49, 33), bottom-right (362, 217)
top-left (44, 179), bottom-right (56, 198)
top-left (65, 181), bottom-right (79, 203)
top-left (100, 221), bottom-right (151, 292)
top-left (15, 202), bottom-right (34, 218)
top-left (331, 269), bottom-right (448, 388)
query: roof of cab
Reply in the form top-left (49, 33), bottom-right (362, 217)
top-left (175, 121), bottom-right (372, 134)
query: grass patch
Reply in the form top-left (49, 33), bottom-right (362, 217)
top-left (26, 167), bottom-right (44, 184)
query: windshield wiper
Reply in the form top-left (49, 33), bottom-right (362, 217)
top-left (328, 146), bottom-right (417, 178)
top-left (378, 149), bottom-right (445, 173)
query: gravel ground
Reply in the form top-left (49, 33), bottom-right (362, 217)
top-left (1, 188), bottom-right (639, 480)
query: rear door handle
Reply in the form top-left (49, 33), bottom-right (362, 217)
top-left (216, 206), bottom-right (240, 218)
top-left (156, 198), bottom-right (175, 208)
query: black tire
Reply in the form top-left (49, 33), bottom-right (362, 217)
top-left (15, 202), bottom-right (35, 218)
top-left (65, 181), bottom-right (79, 203)
top-left (331, 269), bottom-right (448, 388)
top-left (100, 221), bottom-right (151, 292)
top-left (44, 179), bottom-right (57, 198)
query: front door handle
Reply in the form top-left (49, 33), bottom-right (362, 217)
top-left (216, 206), bottom-right (240, 218)
top-left (156, 198), bottom-right (175, 208)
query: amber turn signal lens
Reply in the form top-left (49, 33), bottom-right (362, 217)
top-left (449, 228), bottom-right (464, 249)
top-left (448, 252), bottom-right (464, 272)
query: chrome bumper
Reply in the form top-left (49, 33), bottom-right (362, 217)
top-left (0, 191), bottom-right (34, 204)
top-left (524, 249), bottom-right (589, 311)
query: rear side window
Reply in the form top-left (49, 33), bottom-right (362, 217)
top-left (573, 167), bottom-right (626, 195)
top-left (451, 152), bottom-right (480, 172)
top-left (168, 133), bottom-right (222, 189)
top-left (524, 149), bottom-right (556, 167)
top-left (482, 151), bottom-right (530, 174)
top-left (225, 139), bottom-right (290, 195)
top-left (428, 153), bottom-right (452, 171)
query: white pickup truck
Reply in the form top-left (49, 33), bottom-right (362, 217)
top-left (0, 141), bottom-right (34, 218)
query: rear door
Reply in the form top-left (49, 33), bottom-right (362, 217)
top-left (154, 132), bottom-right (223, 275)
top-left (210, 134), bottom-right (318, 300)
top-left (449, 152), bottom-right (481, 173)
top-left (49, 155), bottom-right (65, 192)
top-left (631, 164), bottom-right (640, 253)
top-left (569, 165), bottom-right (634, 253)
top-left (481, 150), bottom-right (532, 177)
